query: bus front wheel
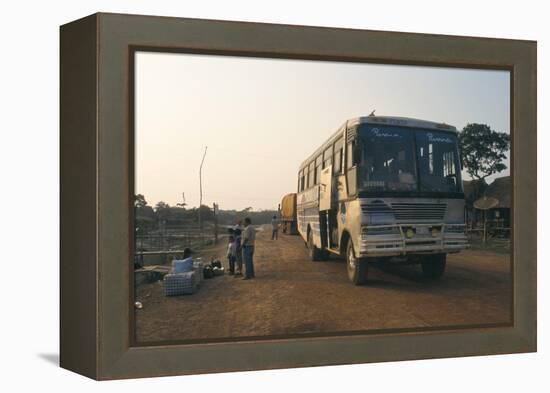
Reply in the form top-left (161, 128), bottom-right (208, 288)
top-left (421, 254), bottom-right (446, 279)
top-left (346, 241), bottom-right (368, 285)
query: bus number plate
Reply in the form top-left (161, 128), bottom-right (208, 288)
top-left (416, 227), bottom-right (429, 236)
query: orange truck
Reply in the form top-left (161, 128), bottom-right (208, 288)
top-left (280, 193), bottom-right (298, 235)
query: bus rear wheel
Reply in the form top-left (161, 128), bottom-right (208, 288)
top-left (421, 254), bottom-right (446, 279)
top-left (346, 241), bottom-right (368, 285)
top-left (307, 230), bottom-right (323, 261)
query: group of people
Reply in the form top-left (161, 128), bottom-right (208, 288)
top-left (225, 215), bottom-right (281, 280)
top-left (226, 217), bottom-right (256, 280)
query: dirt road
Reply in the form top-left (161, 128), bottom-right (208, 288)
top-left (135, 226), bottom-right (512, 343)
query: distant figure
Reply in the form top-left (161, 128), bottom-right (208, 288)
top-left (271, 215), bottom-right (279, 240)
top-left (226, 235), bottom-right (237, 275)
top-left (241, 217), bottom-right (256, 280)
top-left (232, 220), bottom-right (243, 276)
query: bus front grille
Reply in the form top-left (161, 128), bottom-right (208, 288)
top-left (390, 203), bottom-right (446, 222)
top-left (361, 201), bottom-right (393, 213)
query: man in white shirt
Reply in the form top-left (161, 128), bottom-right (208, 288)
top-left (241, 217), bottom-right (256, 280)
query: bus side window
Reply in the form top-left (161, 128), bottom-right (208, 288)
top-left (334, 149), bottom-right (342, 174)
top-left (334, 137), bottom-right (344, 174)
top-left (313, 166), bottom-right (317, 186)
top-left (309, 162), bottom-right (315, 187)
top-left (315, 155), bottom-right (322, 185)
top-left (323, 145), bottom-right (333, 170)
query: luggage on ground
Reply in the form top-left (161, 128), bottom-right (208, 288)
top-left (212, 259), bottom-right (222, 269)
top-left (164, 271), bottom-right (197, 296)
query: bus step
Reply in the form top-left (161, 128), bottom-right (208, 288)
top-left (325, 247), bottom-right (341, 255)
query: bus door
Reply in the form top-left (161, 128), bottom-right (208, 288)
top-left (319, 166), bottom-right (332, 249)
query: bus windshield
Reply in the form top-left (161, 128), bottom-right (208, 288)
top-left (357, 125), bottom-right (462, 194)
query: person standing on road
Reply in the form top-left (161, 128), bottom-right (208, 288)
top-left (233, 220), bottom-right (243, 276)
top-left (241, 217), bottom-right (256, 280)
top-left (271, 215), bottom-right (279, 240)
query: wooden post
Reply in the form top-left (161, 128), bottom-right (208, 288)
top-left (483, 210), bottom-right (487, 245)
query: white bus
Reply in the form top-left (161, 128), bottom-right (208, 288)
top-left (296, 115), bottom-right (468, 285)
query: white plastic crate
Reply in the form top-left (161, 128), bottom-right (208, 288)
top-left (164, 271), bottom-right (197, 296)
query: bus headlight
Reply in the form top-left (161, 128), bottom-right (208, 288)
top-left (362, 226), bottom-right (399, 238)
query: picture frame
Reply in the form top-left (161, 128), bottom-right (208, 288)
top-left (60, 12), bottom-right (536, 380)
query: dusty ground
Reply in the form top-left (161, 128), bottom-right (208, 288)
top-left (135, 226), bottom-right (512, 343)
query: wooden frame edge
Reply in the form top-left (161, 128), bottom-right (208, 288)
top-left (59, 12), bottom-right (537, 380)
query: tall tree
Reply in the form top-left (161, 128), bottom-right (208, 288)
top-left (154, 201), bottom-right (171, 222)
top-left (196, 205), bottom-right (214, 222)
top-left (459, 123), bottom-right (510, 181)
top-left (155, 201), bottom-right (170, 210)
top-left (134, 194), bottom-right (148, 208)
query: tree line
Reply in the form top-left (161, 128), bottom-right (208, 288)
top-left (135, 196), bottom-right (278, 233)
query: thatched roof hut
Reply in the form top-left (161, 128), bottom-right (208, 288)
top-left (463, 179), bottom-right (487, 207)
top-left (484, 176), bottom-right (511, 209)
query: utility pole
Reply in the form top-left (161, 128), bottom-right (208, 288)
top-left (198, 146), bottom-right (208, 243)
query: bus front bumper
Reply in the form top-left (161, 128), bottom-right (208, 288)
top-left (358, 224), bottom-right (469, 257)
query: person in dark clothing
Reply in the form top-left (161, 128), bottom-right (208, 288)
top-left (232, 220), bottom-right (243, 276)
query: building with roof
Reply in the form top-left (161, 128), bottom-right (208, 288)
top-left (484, 175), bottom-right (511, 230)
top-left (464, 175), bottom-right (510, 234)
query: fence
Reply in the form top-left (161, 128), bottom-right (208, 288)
top-left (134, 223), bottom-right (224, 267)
top-left (135, 233), bottom-right (216, 252)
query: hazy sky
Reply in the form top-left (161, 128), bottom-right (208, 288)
top-left (135, 52), bottom-right (510, 210)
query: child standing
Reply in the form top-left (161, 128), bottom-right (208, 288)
top-left (226, 235), bottom-right (237, 275)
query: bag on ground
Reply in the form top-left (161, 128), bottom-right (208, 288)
top-left (212, 259), bottom-right (222, 269)
top-left (203, 265), bottom-right (214, 279)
